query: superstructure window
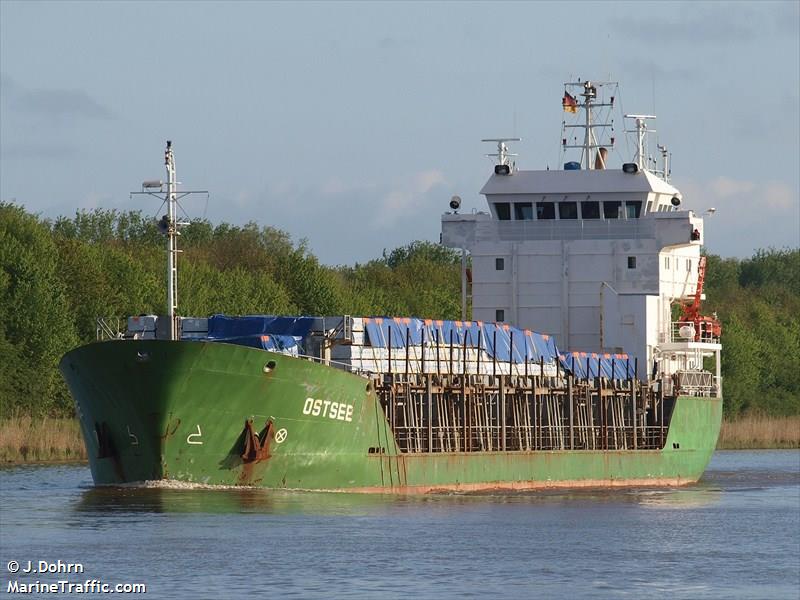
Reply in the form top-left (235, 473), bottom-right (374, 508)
top-left (536, 202), bottom-right (555, 219)
top-left (559, 202), bottom-right (578, 219)
top-left (687, 259), bottom-right (692, 272)
top-left (603, 201), bottom-right (621, 219)
top-left (495, 203), bottom-right (511, 220)
top-left (495, 258), bottom-right (505, 270)
top-left (495, 309), bottom-right (505, 322)
top-left (664, 257), bottom-right (670, 269)
top-left (625, 201), bottom-right (642, 219)
top-left (514, 202), bottom-right (533, 220)
top-left (628, 256), bottom-right (637, 269)
top-left (581, 201), bottom-right (600, 219)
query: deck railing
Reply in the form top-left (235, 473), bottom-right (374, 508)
top-left (378, 372), bottom-right (675, 454)
top-left (669, 320), bottom-right (720, 344)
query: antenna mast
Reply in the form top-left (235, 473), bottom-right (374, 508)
top-left (624, 114), bottom-right (656, 171)
top-left (582, 83), bottom-right (594, 169)
top-left (561, 80), bottom-right (616, 169)
top-left (132, 141), bottom-right (208, 341)
top-left (165, 142), bottom-right (178, 340)
top-left (657, 143), bottom-right (671, 182)
top-left (481, 138), bottom-right (521, 167)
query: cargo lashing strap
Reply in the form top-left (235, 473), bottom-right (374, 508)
top-left (241, 419), bottom-right (273, 462)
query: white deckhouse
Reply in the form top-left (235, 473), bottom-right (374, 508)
top-left (442, 80), bottom-right (721, 395)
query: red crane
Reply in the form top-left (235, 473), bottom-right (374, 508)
top-left (679, 256), bottom-right (721, 341)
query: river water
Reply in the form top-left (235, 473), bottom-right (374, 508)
top-left (1, 450), bottom-right (798, 599)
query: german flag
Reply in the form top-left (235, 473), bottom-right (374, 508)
top-left (562, 91), bottom-right (578, 113)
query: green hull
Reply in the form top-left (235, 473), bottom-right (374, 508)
top-left (60, 340), bottom-right (723, 492)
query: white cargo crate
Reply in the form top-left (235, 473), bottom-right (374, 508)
top-left (180, 317), bottom-right (208, 333)
top-left (127, 315), bottom-right (157, 332)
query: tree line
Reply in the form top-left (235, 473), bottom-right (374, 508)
top-left (1, 203), bottom-right (797, 417)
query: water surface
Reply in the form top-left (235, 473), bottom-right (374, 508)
top-left (1, 451), bottom-right (798, 599)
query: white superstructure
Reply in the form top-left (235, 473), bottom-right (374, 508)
top-left (442, 80), bottom-right (721, 392)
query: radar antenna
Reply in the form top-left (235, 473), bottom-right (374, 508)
top-left (482, 138), bottom-right (521, 175)
top-left (624, 114), bottom-right (657, 171)
top-left (131, 141), bottom-right (209, 340)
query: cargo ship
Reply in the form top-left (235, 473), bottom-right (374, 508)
top-left (60, 80), bottom-right (723, 492)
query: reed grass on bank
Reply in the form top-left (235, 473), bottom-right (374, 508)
top-left (717, 414), bottom-right (800, 450)
top-left (0, 414), bottom-right (87, 463)
top-left (0, 414), bottom-right (797, 464)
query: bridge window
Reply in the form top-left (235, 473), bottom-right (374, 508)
top-left (625, 201), bottom-right (642, 218)
top-left (495, 203), bottom-right (511, 220)
top-left (603, 201), bottom-right (621, 219)
top-left (514, 202), bottom-right (533, 220)
top-left (581, 201), bottom-right (600, 219)
top-left (628, 256), bottom-right (637, 269)
top-left (559, 202), bottom-right (578, 219)
top-left (495, 309), bottom-right (505, 322)
top-left (495, 258), bottom-right (505, 271)
top-left (536, 202), bottom-right (555, 219)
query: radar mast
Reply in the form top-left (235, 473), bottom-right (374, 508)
top-left (131, 142), bottom-right (208, 340)
top-left (561, 80), bottom-right (617, 170)
top-left (624, 114), bottom-right (657, 171)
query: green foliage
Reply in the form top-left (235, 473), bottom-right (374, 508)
top-left (703, 249), bottom-right (800, 417)
top-left (0, 204), bottom-right (77, 416)
top-left (382, 240), bottom-right (461, 268)
top-left (0, 205), bottom-right (796, 417)
top-left (338, 241), bottom-right (464, 318)
top-left (739, 248), bottom-right (800, 295)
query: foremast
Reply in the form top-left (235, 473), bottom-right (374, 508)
top-left (165, 142), bottom-right (178, 340)
top-left (131, 142), bottom-right (207, 340)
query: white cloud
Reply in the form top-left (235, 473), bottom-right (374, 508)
top-left (709, 176), bottom-right (756, 198)
top-left (373, 170), bottom-right (447, 227)
top-left (203, 169), bottom-right (452, 265)
top-left (234, 190), bottom-right (253, 209)
top-left (683, 177), bottom-right (795, 213)
top-left (761, 182), bottom-right (794, 211)
top-left (678, 177), bottom-right (799, 256)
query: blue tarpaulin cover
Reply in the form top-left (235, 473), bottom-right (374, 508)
top-left (560, 351), bottom-right (636, 380)
top-left (215, 334), bottom-right (300, 352)
top-left (201, 314), bottom-right (636, 380)
top-left (364, 316), bottom-right (636, 380)
top-left (363, 317), bottom-right (559, 364)
top-left (205, 315), bottom-right (313, 353)
top-left (207, 315), bottom-right (315, 338)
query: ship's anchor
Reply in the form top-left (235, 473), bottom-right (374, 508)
top-left (240, 419), bottom-right (274, 463)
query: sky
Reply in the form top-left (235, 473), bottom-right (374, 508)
top-left (1, 1), bottom-right (798, 265)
